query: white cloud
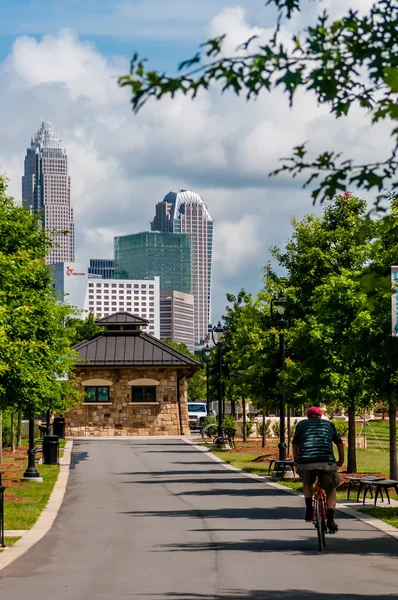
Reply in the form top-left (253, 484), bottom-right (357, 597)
top-left (4, 29), bottom-right (127, 106)
top-left (0, 2), bottom-right (392, 321)
top-left (214, 215), bottom-right (263, 276)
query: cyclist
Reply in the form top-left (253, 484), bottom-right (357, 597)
top-left (292, 406), bottom-right (344, 533)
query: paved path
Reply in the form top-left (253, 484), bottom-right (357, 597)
top-left (0, 439), bottom-right (397, 599)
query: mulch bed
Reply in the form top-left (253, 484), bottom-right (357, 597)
top-left (1, 447), bottom-right (29, 503)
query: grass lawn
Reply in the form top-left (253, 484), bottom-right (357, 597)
top-left (1, 444), bottom-right (62, 531)
top-left (210, 441), bottom-right (398, 505)
top-left (360, 507), bottom-right (398, 529)
top-left (4, 466), bottom-right (60, 530)
top-left (0, 537), bottom-right (21, 552)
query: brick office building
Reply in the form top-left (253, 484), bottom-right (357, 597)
top-left (65, 312), bottom-right (201, 437)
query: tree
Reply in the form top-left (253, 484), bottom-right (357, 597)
top-left (362, 202), bottom-right (398, 478)
top-left (0, 176), bottom-right (81, 426)
top-left (161, 339), bottom-right (205, 401)
top-left (119, 0), bottom-right (398, 204)
top-left (66, 312), bottom-right (103, 346)
top-left (274, 194), bottom-right (375, 472)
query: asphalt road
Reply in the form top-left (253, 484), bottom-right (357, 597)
top-left (0, 439), bottom-right (397, 600)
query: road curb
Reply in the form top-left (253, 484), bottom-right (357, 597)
top-left (0, 440), bottom-right (73, 571)
top-left (184, 438), bottom-right (398, 542)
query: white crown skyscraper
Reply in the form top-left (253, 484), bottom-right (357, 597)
top-left (22, 120), bottom-right (74, 264)
top-left (151, 189), bottom-right (213, 345)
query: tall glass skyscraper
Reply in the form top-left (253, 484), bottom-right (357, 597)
top-left (22, 120), bottom-right (74, 264)
top-left (114, 231), bottom-right (192, 294)
top-left (151, 190), bottom-right (213, 345)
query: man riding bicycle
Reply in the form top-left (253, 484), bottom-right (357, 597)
top-left (292, 406), bottom-right (344, 533)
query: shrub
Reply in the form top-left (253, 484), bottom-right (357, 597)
top-left (332, 420), bottom-right (348, 437)
top-left (259, 418), bottom-right (271, 439)
top-left (201, 415), bottom-right (218, 437)
top-left (245, 418), bottom-right (255, 438)
top-left (290, 419), bottom-right (298, 438)
top-left (272, 421), bottom-right (280, 438)
top-left (223, 414), bottom-right (236, 430)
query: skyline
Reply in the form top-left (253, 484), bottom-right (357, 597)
top-left (0, 0), bottom-right (385, 322)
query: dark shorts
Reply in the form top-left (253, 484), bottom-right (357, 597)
top-left (297, 462), bottom-right (340, 493)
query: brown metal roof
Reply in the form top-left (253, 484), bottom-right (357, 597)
top-left (95, 312), bottom-right (149, 325)
top-left (73, 330), bottom-right (202, 368)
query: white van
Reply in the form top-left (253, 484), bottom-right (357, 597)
top-left (187, 402), bottom-right (208, 430)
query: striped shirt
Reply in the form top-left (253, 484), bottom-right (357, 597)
top-left (292, 418), bottom-right (342, 464)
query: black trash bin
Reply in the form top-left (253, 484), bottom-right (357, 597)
top-left (42, 435), bottom-right (59, 465)
top-left (52, 417), bottom-right (65, 439)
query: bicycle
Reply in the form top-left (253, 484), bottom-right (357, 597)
top-left (201, 422), bottom-right (236, 448)
top-left (312, 471), bottom-right (328, 551)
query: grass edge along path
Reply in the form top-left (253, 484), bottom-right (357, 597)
top-left (2, 438), bottom-right (66, 531)
top-left (0, 537), bottom-right (21, 552)
top-left (209, 445), bottom-right (398, 530)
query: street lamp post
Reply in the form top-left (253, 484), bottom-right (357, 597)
top-left (201, 344), bottom-right (212, 414)
top-left (212, 322), bottom-right (226, 447)
top-left (22, 415), bottom-right (43, 482)
top-left (271, 291), bottom-right (288, 462)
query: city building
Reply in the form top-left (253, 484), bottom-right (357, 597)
top-left (51, 263), bottom-right (160, 338)
top-left (88, 258), bottom-right (115, 279)
top-left (50, 262), bottom-right (89, 309)
top-left (114, 231), bottom-right (192, 294)
top-left (22, 120), bottom-right (74, 264)
top-left (151, 190), bottom-right (213, 345)
top-left (65, 312), bottom-right (201, 437)
top-left (84, 277), bottom-right (160, 338)
top-left (160, 290), bottom-right (195, 352)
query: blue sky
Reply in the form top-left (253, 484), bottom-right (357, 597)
top-left (0, 0), bottom-right (385, 322)
top-left (0, 0), bottom-right (268, 67)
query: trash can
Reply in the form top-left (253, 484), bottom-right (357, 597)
top-left (52, 417), bottom-right (65, 439)
top-left (42, 435), bottom-right (59, 465)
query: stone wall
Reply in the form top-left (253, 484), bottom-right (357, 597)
top-left (65, 367), bottom-right (190, 437)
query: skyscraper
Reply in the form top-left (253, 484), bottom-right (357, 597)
top-left (151, 190), bottom-right (213, 345)
top-left (22, 120), bottom-right (74, 264)
top-left (114, 231), bottom-right (192, 294)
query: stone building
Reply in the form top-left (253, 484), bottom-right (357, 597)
top-left (65, 312), bottom-right (201, 437)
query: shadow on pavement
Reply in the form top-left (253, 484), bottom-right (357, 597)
top-left (70, 451), bottom-right (89, 469)
top-left (140, 591), bottom-right (398, 600)
top-left (121, 477), bottom-right (262, 486)
top-left (154, 535), bottom-right (398, 557)
top-left (120, 506), bottom-right (310, 521)
top-left (115, 470), bottom-right (226, 476)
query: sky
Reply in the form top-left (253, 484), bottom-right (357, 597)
top-left (0, 0), bottom-right (388, 323)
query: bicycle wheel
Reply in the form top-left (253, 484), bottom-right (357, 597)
top-left (315, 496), bottom-right (326, 551)
top-left (201, 423), bottom-right (218, 446)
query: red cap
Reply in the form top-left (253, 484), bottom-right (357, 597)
top-left (307, 406), bottom-right (322, 418)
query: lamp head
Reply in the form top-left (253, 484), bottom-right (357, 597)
top-left (212, 321), bottom-right (225, 346)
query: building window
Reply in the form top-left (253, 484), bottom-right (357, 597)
top-left (85, 386), bottom-right (110, 403)
top-left (131, 386), bottom-right (156, 403)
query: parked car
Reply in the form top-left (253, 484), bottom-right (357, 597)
top-left (187, 402), bottom-right (208, 430)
